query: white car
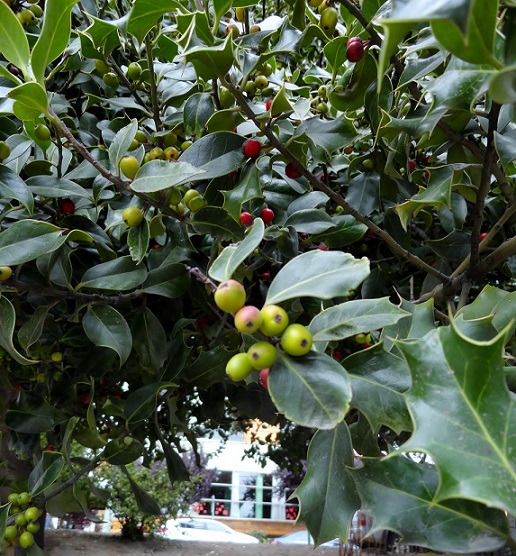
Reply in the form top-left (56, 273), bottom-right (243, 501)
top-left (162, 518), bottom-right (260, 544)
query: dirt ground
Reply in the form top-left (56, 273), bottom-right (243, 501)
top-left (43, 529), bottom-right (348, 556)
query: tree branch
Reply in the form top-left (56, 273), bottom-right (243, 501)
top-left (223, 76), bottom-right (450, 283)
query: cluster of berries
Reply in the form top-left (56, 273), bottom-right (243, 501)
top-left (2, 492), bottom-right (42, 550)
top-left (214, 280), bottom-right (313, 386)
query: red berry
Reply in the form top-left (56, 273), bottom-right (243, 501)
top-left (261, 208), bottom-right (274, 223)
top-left (317, 243), bottom-right (328, 251)
top-left (46, 445), bottom-right (55, 452)
top-left (346, 39), bottom-right (364, 63)
top-left (479, 232), bottom-right (488, 241)
top-left (153, 244), bottom-right (161, 249)
top-left (423, 169), bottom-right (430, 180)
top-left (333, 350), bottom-right (342, 361)
top-left (285, 162), bottom-right (301, 180)
top-left (259, 368), bottom-right (269, 389)
top-left (266, 98), bottom-right (273, 111)
top-left (80, 393), bottom-right (91, 405)
top-left (260, 271), bottom-right (271, 281)
top-left (367, 229), bottom-right (375, 236)
top-left (241, 139), bottom-right (262, 159)
top-left (240, 212), bottom-right (253, 226)
top-left (408, 159), bottom-right (416, 173)
top-left (363, 342), bottom-right (371, 349)
top-left (59, 198), bottom-right (75, 214)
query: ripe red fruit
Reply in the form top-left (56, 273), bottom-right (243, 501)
top-left (346, 38), bottom-right (364, 63)
top-left (285, 162), bottom-right (301, 179)
top-left (266, 98), bottom-right (273, 111)
top-left (261, 208), bottom-right (274, 223)
top-left (479, 232), bottom-right (488, 241)
top-left (260, 271), bottom-right (271, 281)
top-left (259, 368), bottom-right (269, 389)
top-left (241, 139), bottom-right (262, 159)
top-left (408, 159), bottom-right (416, 173)
top-left (317, 243), bottom-right (329, 251)
top-left (240, 212), bottom-right (253, 226)
top-left (46, 445), bottom-right (55, 452)
top-left (59, 198), bottom-right (75, 214)
top-left (234, 305), bottom-right (263, 334)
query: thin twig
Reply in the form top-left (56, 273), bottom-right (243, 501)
top-left (145, 34), bottom-right (163, 134)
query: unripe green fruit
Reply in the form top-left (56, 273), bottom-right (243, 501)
top-left (164, 146), bottom-right (179, 161)
top-left (102, 71), bottom-right (119, 88)
top-left (0, 266), bottom-right (13, 281)
top-left (135, 130), bottom-right (147, 143)
top-left (362, 158), bottom-right (374, 170)
top-left (259, 305), bottom-right (289, 336)
top-left (234, 306), bottom-right (263, 334)
top-left (17, 492), bottom-right (30, 506)
top-left (308, 0), bottom-right (323, 6)
top-left (25, 506), bottom-right (41, 522)
top-left (163, 131), bottom-right (177, 147)
top-left (318, 85), bottom-right (327, 98)
top-left (245, 81), bottom-right (256, 97)
top-left (51, 351), bottom-right (63, 363)
top-left (281, 324), bottom-right (313, 356)
top-left (15, 513), bottom-right (28, 527)
top-left (29, 4), bottom-right (43, 17)
top-left (250, 24), bottom-right (261, 33)
top-left (225, 24), bottom-right (239, 38)
top-left (19, 531), bottom-right (34, 549)
top-left (355, 333), bottom-right (367, 344)
top-left (0, 140), bottom-right (10, 161)
top-left (120, 155), bottom-right (140, 180)
top-left (123, 436), bottom-right (134, 446)
top-left (235, 7), bottom-right (245, 21)
top-left (19, 8), bottom-right (35, 24)
top-left (149, 147), bottom-right (164, 160)
top-left (181, 140), bottom-right (193, 151)
top-left (167, 187), bottom-right (182, 206)
top-left (36, 372), bottom-right (46, 383)
top-left (254, 75), bottom-right (268, 89)
top-left (3, 525), bottom-right (17, 541)
top-left (95, 59), bottom-right (111, 75)
top-left (122, 206), bottom-right (144, 227)
top-left (226, 353), bottom-right (254, 381)
top-left (316, 101), bottom-right (329, 114)
top-left (127, 62), bottom-right (142, 81)
top-left (128, 138), bottom-right (139, 151)
top-left (219, 88), bottom-right (235, 109)
top-left (27, 522), bottom-right (40, 534)
top-left (319, 6), bottom-right (338, 34)
top-left (262, 63), bottom-right (273, 77)
top-left (214, 280), bottom-right (246, 313)
top-left (34, 124), bottom-right (51, 141)
top-left (183, 188), bottom-right (201, 208)
top-left (188, 196), bottom-right (207, 212)
top-left (7, 493), bottom-right (18, 504)
top-left (247, 341), bottom-right (277, 370)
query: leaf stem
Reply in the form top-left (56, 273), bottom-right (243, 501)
top-left (145, 34), bottom-right (163, 135)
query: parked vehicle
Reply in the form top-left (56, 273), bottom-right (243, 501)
top-left (270, 530), bottom-right (359, 549)
top-left (161, 518), bottom-right (259, 543)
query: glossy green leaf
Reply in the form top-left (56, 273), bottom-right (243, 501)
top-left (103, 439), bottom-right (144, 465)
top-left (130, 160), bottom-right (204, 193)
top-left (353, 456), bottom-right (509, 552)
top-left (109, 119), bottom-right (138, 170)
top-left (159, 437), bottom-right (190, 483)
top-left (265, 251), bottom-right (370, 305)
top-left (0, 220), bottom-right (65, 266)
top-left (222, 163), bottom-right (262, 221)
top-left (18, 305), bottom-right (51, 353)
top-left (184, 93), bottom-right (216, 138)
top-left (186, 347), bottom-right (234, 388)
top-left (184, 36), bottom-right (235, 80)
top-left (396, 166), bottom-right (453, 230)
top-left (83, 305), bottom-right (132, 366)
top-left (493, 129), bottom-right (516, 168)
top-left (296, 116), bottom-right (358, 155)
top-left (128, 0), bottom-right (184, 43)
top-left (0, 296), bottom-right (35, 365)
top-left (77, 256), bottom-right (147, 291)
top-left (0, 165), bottom-right (34, 214)
top-left (31, 0), bottom-right (78, 85)
top-left (268, 350), bottom-right (352, 429)
top-left (28, 451), bottom-right (64, 497)
top-left (284, 209), bottom-right (336, 234)
top-left (73, 482), bottom-right (104, 523)
top-left (344, 343), bottom-right (412, 434)
top-left (213, 0), bottom-right (232, 29)
top-left (0, 503), bottom-right (8, 542)
top-left (312, 215), bottom-right (367, 248)
top-left (142, 263), bottom-right (191, 298)
top-left (179, 131), bottom-right (245, 181)
top-left (388, 0), bottom-right (474, 33)
top-left (127, 218), bottom-right (150, 264)
top-left (396, 324), bottom-right (516, 516)
top-left (6, 392), bottom-right (67, 433)
top-left (7, 82), bottom-right (49, 121)
top-left (191, 206), bottom-right (243, 241)
top-left (294, 422), bottom-right (361, 546)
top-left (84, 16), bottom-right (122, 55)
top-left (309, 298), bottom-right (410, 342)
top-left (209, 217), bottom-right (265, 282)
top-left (132, 307), bottom-right (168, 372)
top-left (489, 66), bottom-right (516, 104)
top-left (345, 171), bottom-right (380, 216)
top-left (120, 466), bottom-right (161, 515)
top-left (125, 382), bottom-right (173, 424)
top-left (27, 176), bottom-right (92, 199)
top-left (0, 1), bottom-right (30, 76)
